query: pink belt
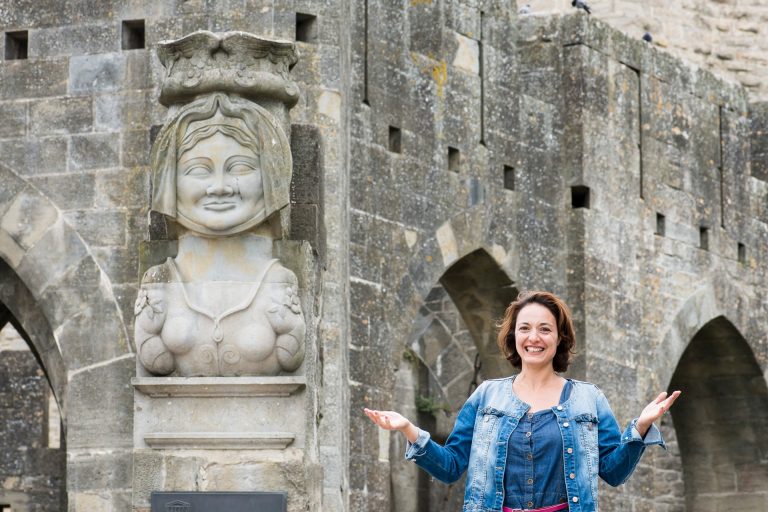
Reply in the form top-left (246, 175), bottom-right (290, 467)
top-left (503, 503), bottom-right (568, 512)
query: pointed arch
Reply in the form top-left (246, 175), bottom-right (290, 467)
top-left (668, 316), bottom-right (768, 509)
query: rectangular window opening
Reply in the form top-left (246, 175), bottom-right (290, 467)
top-left (296, 13), bottom-right (318, 43)
top-left (121, 20), bottom-right (145, 50)
top-left (1, 505), bottom-right (12, 512)
top-left (655, 213), bottom-right (665, 236)
top-left (738, 242), bottom-right (746, 264)
top-left (448, 147), bottom-right (461, 173)
top-left (571, 185), bottom-right (590, 209)
top-left (5, 30), bottom-right (28, 60)
top-left (503, 165), bottom-right (515, 191)
top-left (699, 226), bottom-right (709, 251)
top-left (388, 126), bottom-right (401, 154)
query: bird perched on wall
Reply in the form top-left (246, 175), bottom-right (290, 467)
top-left (519, 4), bottom-right (531, 14)
top-left (572, 0), bottom-right (592, 14)
top-left (642, 32), bottom-right (653, 42)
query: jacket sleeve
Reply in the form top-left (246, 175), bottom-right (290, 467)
top-left (596, 390), bottom-right (666, 487)
top-left (404, 387), bottom-right (481, 484)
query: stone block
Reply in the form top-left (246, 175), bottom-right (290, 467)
top-left (67, 449), bottom-right (133, 491)
top-left (121, 129), bottom-right (151, 168)
top-left (0, 101), bottom-right (28, 138)
top-left (0, 59), bottom-right (69, 100)
top-left (68, 53), bottom-right (127, 95)
top-left (28, 173), bottom-right (95, 210)
top-left (63, 210), bottom-right (127, 247)
top-left (94, 167), bottom-right (150, 209)
top-left (94, 91), bottom-right (151, 132)
top-left (0, 137), bottom-right (69, 177)
top-left (29, 96), bottom-right (93, 135)
top-left (15, 219), bottom-right (88, 296)
top-left (0, 186), bottom-right (60, 252)
top-left (67, 356), bottom-right (134, 450)
top-left (69, 133), bottom-right (121, 171)
top-left (29, 23), bottom-right (119, 57)
top-left (37, 255), bottom-right (104, 327)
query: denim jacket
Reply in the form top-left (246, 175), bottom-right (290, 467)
top-left (405, 377), bottom-right (665, 512)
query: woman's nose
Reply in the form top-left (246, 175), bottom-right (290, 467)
top-left (206, 170), bottom-right (234, 196)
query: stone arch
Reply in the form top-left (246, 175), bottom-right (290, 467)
top-left (668, 316), bottom-right (768, 509)
top-left (0, 164), bottom-right (132, 417)
top-left (390, 247), bottom-right (517, 512)
top-left (649, 281), bottom-right (768, 509)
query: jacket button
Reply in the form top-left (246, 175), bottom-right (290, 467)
top-left (525, 431), bottom-right (532, 437)
top-left (567, 448), bottom-right (573, 454)
top-left (528, 501), bottom-right (534, 508)
top-left (570, 473), bottom-right (576, 479)
top-left (573, 497), bottom-right (579, 503)
top-left (563, 422), bottom-right (570, 427)
top-left (556, 405), bottom-right (563, 411)
top-left (527, 478), bottom-right (533, 484)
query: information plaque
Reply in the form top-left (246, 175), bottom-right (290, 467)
top-left (151, 492), bottom-right (286, 512)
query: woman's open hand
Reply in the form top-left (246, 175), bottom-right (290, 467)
top-left (636, 390), bottom-right (681, 436)
top-left (364, 408), bottom-right (419, 443)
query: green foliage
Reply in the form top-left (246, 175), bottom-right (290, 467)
top-left (416, 395), bottom-right (450, 417)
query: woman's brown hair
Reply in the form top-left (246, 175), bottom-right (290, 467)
top-left (496, 291), bottom-right (576, 372)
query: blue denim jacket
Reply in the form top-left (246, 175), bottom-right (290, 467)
top-left (405, 377), bottom-right (665, 512)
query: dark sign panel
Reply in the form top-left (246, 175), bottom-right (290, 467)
top-left (151, 492), bottom-right (286, 512)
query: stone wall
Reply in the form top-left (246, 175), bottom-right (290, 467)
top-left (1, 1), bottom-right (768, 511)
top-left (522, 0), bottom-right (768, 102)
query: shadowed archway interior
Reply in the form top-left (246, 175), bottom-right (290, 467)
top-left (668, 316), bottom-right (768, 510)
top-left (390, 249), bottom-right (518, 512)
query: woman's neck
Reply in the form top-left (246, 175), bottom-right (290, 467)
top-left (174, 231), bottom-right (274, 281)
top-left (515, 366), bottom-right (562, 390)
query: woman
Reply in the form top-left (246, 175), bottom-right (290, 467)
top-left (134, 92), bottom-right (305, 377)
top-left (365, 291), bottom-right (680, 512)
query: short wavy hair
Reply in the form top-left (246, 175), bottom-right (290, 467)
top-left (496, 291), bottom-right (576, 373)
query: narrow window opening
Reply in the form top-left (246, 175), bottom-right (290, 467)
top-left (655, 213), bottom-right (665, 236)
top-left (1, 505), bottom-right (12, 511)
top-left (448, 147), bottom-right (461, 173)
top-left (571, 185), bottom-right (590, 209)
top-left (296, 13), bottom-right (318, 43)
top-left (738, 243), bottom-right (746, 264)
top-left (4, 30), bottom-right (28, 60)
top-left (699, 226), bottom-right (709, 251)
top-left (388, 126), bottom-right (401, 154)
top-left (121, 20), bottom-right (145, 50)
top-left (503, 165), bottom-right (515, 191)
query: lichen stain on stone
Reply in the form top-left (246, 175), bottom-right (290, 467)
top-left (409, 0), bottom-right (432, 6)
top-left (432, 60), bottom-right (448, 98)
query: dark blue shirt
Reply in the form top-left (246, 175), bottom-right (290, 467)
top-left (503, 380), bottom-right (572, 509)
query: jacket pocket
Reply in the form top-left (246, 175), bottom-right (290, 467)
top-left (574, 412), bottom-right (599, 502)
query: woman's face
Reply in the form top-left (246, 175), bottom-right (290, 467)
top-left (176, 131), bottom-right (264, 233)
top-left (515, 303), bottom-right (559, 370)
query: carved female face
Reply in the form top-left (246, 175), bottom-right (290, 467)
top-left (176, 130), bottom-right (264, 233)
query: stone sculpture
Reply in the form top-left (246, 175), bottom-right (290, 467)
top-left (134, 32), bottom-right (305, 376)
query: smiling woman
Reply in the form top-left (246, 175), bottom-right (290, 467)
top-left (365, 291), bottom-right (680, 512)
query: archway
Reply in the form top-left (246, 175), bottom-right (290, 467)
top-left (668, 316), bottom-right (768, 510)
top-left (0, 302), bottom-right (66, 510)
top-left (391, 249), bottom-right (517, 512)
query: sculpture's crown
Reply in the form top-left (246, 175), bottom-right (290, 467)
top-left (157, 30), bottom-right (300, 107)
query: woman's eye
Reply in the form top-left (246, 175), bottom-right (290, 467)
top-left (184, 165), bottom-right (210, 177)
top-left (228, 162), bottom-right (257, 175)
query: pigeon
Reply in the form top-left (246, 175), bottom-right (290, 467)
top-left (642, 32), bottom-right (653, 43)
top-left (572, 0), bottom-right (591, 14)
top-left (519, 4), bottom-right (531, 14)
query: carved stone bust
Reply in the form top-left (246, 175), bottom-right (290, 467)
top-left (134, 32), bottom-right (305, 377)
